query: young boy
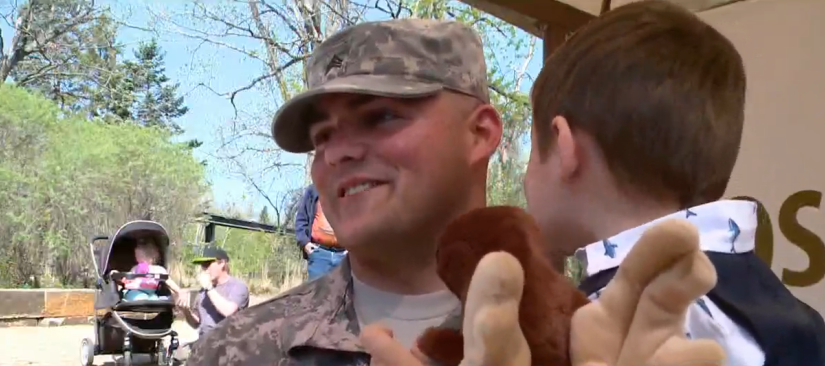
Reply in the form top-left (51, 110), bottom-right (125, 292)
top-left (524, 1), bottom-right (825, 366)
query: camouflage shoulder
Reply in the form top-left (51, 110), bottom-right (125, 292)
top-left (185, 280), bottom-right (323, 366)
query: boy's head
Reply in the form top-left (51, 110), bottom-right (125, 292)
top-left (525, 0), bottom-right (746, 254)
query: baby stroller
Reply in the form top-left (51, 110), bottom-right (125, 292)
top-left (80, 220), bottom-right (180, 366)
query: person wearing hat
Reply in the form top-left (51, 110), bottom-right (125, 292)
top-left (185, 18), bottom-right (503, 366)
top-left (174, 246), bottom-right (249, 362)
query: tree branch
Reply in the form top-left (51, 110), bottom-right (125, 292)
top-left (514, 36), bottom-right (536, 91)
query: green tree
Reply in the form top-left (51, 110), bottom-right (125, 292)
top-left (3, 2), bottom-right (192, 137)
top-left (0, 84), bottom-right (207, 288)
top-left (118, 39), bottom-right (189, 133)
top-left (2, 0), bottom-right (115, 106)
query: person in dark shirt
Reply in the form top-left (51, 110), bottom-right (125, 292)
top-left (295, 183), bottom-right (347, 280)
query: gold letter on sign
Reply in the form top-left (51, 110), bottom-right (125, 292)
top-left (779, 190), bottom-right (825, 287)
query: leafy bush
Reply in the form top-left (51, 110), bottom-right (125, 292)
top-left (0, 85), bottom-right (207, 287)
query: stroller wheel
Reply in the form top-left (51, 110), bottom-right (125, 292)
top-left (122, 350), bottom-right (132, 366)
top-left (153, 340), bottom-right (168, 366)
top-left (80, 338), bottom-right (94, 366)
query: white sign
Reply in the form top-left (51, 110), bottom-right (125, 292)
top-left (701, 0), bottom-right (825, 315)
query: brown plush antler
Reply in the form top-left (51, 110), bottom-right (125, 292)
top-left (416, 206), bottom-right (591, 366)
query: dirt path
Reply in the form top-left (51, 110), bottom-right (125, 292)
top-left (0, 321), bottom-right (198, 366)
top-left (1, 295), bottom-right (275, 366)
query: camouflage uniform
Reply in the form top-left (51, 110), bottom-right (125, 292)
top-left (186, 18), bottom-right (489, 366)
top-left (185, 259), bottom-right (461, 366)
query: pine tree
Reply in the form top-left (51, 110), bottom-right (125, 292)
top-left (120, 39), bottom-right (189, 133)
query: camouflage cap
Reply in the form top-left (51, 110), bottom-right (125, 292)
top-left (272, 18), bottom-right (490, 153)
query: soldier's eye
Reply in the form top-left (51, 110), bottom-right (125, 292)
top-left (364, 109), bottom-right (401, 126)
top-left (311, 127), bottom-right (332, 147)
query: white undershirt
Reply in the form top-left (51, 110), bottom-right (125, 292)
top-left (352, 273), bottom-right (460, 349)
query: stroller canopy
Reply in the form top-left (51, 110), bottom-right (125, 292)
top-left (98, 220), bottom-right (170, 278)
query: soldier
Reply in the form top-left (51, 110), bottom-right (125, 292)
top-left (186, 18), bottom-right (503, 365)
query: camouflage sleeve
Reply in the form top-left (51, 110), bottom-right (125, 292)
top-left (185, 325), bottom-right (228, 366)
top-left (185, 304), bottom-right (287, 366)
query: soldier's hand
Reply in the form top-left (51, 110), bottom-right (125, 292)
top-left (361, 324), bottom-right (428, 366)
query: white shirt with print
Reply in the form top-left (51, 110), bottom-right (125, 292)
top-left (575, 200), bottom-right (765, 366)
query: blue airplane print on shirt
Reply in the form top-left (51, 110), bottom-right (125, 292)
top-left (696, 298), bottom-right (713, 318)
top-left (728, 218), bottom-right (740, 253)
top-left (603, 239), bottom-right (618, 258)
top-left (685, 209), bottom-right (697, 218)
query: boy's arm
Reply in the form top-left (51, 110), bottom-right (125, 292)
top-left (153, 266), bottom-right (181, 294)
top-left (179, 294), bottom-right (201, 329)
top-left (182, 306), bottom-right (201, 329)
top-left (165, 279), bottom-right (182, 294)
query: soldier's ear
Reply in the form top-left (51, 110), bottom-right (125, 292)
top-left (466, 103), bottom-right (502, 165)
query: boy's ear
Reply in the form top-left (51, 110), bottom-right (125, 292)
top-left (552, 116), bottom-right (580, 181)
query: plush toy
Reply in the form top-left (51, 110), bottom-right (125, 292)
top-left (361, 206), bottom-right (726, 366)
top-left (416, 206), bottom-right (590, 366)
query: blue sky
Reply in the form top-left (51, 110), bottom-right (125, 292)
top-left (1, 0), bottom-right (544, 221)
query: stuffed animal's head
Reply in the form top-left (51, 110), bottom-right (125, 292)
top-left (435, 206), bottom-right (538, 303)
top-left (420, 205), bottom-right (590, 366)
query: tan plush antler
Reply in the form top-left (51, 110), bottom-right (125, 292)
top-left (570, 218), bottom-right (726, 366)
top-left (459, 251), bottom-right (530, 366)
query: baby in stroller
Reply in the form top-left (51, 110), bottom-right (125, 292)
top-left (113, 238), bottom-right (182, 301)
top-left (81, 221), bottom-right (182, 366)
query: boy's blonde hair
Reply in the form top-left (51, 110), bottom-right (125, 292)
top-left (531, 0), bottom-right (746, 208)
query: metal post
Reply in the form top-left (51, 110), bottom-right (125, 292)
top-left (542, 24), bottom-right (569, 62)
top-left (204, 223), bottom-right (216, 244)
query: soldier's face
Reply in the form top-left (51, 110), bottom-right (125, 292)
top-left (309, 92), bottom-right (480, 253)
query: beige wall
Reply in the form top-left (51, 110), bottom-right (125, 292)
top-left (699, 0), bottom-right (825, 314)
